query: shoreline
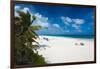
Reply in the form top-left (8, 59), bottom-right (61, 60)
top-left (39, 35), bottom-right (94, 39)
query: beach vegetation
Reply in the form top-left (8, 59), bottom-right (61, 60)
top-left (14, 10), bottom-right (46, 65)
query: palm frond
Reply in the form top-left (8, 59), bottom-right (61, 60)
top-left (30, 25), bottom-right (42, 30)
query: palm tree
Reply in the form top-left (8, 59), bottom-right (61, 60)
top-left (14, 10), bottom-right (46, 65)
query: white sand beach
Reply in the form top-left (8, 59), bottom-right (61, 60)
top-left (33, 35), bottom-right (94, 64)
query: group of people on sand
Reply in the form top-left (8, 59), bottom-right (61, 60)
top-left (43, 37), bottom-right (49, 41)
top-left (75, 42), bottom-right (84, 46)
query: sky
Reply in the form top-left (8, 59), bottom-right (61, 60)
top-left (15, 3), bottom-right (95, 35)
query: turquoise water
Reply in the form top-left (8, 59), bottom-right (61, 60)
top-left (40, 35), bottom-right (94, 39)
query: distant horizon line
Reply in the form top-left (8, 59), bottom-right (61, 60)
top-left (38, 34), bottom-right (95, 36)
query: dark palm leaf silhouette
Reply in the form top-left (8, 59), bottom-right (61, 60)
top-left (14, 10), bottom-right (46, 65)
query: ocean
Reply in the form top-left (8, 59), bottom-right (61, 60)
top-left (39, 35), bottom-right (94, 39)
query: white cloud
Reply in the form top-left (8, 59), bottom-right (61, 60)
top-left (15, 6), bottom-right (30, 16)
top-left (53, 24), bottom-right (60, 28)
top-left (72, 24), bottom-right (79, 29)
top-left (61, 16), bottom-right (72, 25)
top-left (35, 13), bottom-right (48, 21)
top-left (72, 24), bottom-right (82, 32)
top-left (15, 6), bottom-right (20, 11)
top-left (15, 6), bottom-right (30, 13)
top-left (72, 19), bottom-right (84, 24)
top-left (61, 16), bottom-right (72, 23)
top-left (61, 16), bottom-right (85, 25)
top-left (15, 6), bottom-right (34, 21)
top-left (34, 20), bottom-right (49, 27)
top-left (32, 13), bottom-right (63, 34)
top-left (15, 6), bottom-right (21, 17)
top-left (35, 13), bottom-right (42, 19)
top-left (22, 7), bottom-right (30, 13)
top-left (33, 13), bottom-right (50, 28)
top-left (61, 16), bottom-right (85, 32)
